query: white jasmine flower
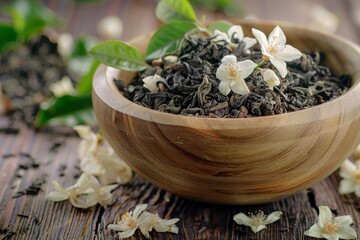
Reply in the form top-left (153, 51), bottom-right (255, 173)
top-left (46, 175), bottom-right (90, 208)
top-left (142, 74), bottom-right (166, 93)
top-left (49, 76), bottom-right (74, 97)
top-left (74, 125), bottom-right (133, 185)
top-left (216, 55), bottom-right (256, 96)
top-left (97, 15), bottom-right (123, 40)
top-left (304, 206), bottom-right (357, 240)
top-left (108, 205), bottom-right (180, 239)
top-left (233, 210), bottom-right (282, 233)
top-left (82, 174), bottom-right (118, 208)
top-left (338, 159), bottom-right (360, 197)
top-left (252, 26), bottom-right (302, 78)
top-left (214, 25), bottom-right (257, 51)
top-left (261, 69), bottom-right (280, 90)
top-left (108, 204), bottom-right (148, 239)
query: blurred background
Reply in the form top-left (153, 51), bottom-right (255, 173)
top-left (40, 0), bottom-right (360, 42)
top-left (0, 0), bottom-right (359, 129)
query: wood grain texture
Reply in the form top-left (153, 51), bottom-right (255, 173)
top-left (1, 1), bottom-right (360, 239)
top-left (0, 127), bottom-right (359, 239)
top-left (92, 20), bottom-right (360, 204)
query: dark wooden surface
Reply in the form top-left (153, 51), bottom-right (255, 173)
top-left (1, 0), bottom-right (360, 239)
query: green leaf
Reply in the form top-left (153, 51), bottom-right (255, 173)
top-left (68, 36), bottom-right (97, 76)
top-left (145, 21), bottom-right (196, 60)
top-left (5, 0), bottom-right (63, 40)
top-left (77, 60), bottom-right (100, 95)
top-left (0, 23), bottom-right (19, 54)
top-left (156, 0), bottom-right (197, 23)
top-left (71, 36), bottom-right (97, 58)
top-left (88, 41), bottom-right (148, 72)
top-left (207, 20), bottom-right (233, 33)
top-left (35, 94), bottom-right (95, 127)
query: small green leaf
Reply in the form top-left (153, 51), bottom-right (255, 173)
top-left (71, 36), bottom-right (97, 58)
top-left (156, 0), bottom-right (197, 23)
top-left (35, 94), bottom-right (94, 127)
top-left (4, 0), bottom-right (63, 40)
top-left (146, 21), bottom-right (196, 60)
top-left (208, 20), bottom-right (233, 33)
top-left (0, 23), bottom-right (19, 54)
top-left (68, 36), bottom-right (97, 76)
top-left (77, 60), bottom-right (100, 95)
top-left (88, 41), bottom-right (148, 72)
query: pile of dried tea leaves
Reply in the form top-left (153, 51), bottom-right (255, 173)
top-left (116, 35), bottom-right (350, 118)
top-left (0, 35), bottom-right (72, 125)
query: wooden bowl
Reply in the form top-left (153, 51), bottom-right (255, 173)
top-left (92, 20), bottom-right (360, 204)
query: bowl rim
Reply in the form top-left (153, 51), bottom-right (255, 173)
top-left (93, 19), bottom-right (360, 129)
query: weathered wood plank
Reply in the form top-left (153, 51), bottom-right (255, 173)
top-left (1, 0), bottom-right (359, 239)
top-left (0, 125), bottom-right (359, 240)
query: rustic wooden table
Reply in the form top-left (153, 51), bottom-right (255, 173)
top-left (1, 0), bottom-right (360, 239)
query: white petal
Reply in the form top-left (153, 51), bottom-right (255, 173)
top-left (340, 159), bottom-right (356, 179)
top-left (133, 204), bottom-right (148, 219)
top-left (214, 30), bottom-right (230, 43)
top-left (336, 225), bottom-right (358, 239)
top-left (318, 206), bottom-right (333, 229)
top-left (85, 193), bottom-right (98, 207)
top-left (252, 224), bottom-right (266, 233)
top-left (233, 213), bottom-right (254, 228)
top-left (338, 179), bottom-right (357, 194)
top-left (252, 28), bottom-right (268, 49)
top-left (243, 37), bottom-right (257, 50)
top-left (216, 63), bottom-right (228, 82)
top-left (264, 211), bottom-right (283, 224)
top-left (154, 220), bottom-right (170, 232)
top-left (101, 184), bottom-right (118, 193)
top-left (119, 228), bottom-right (137, 239)
top-left (46, 191), bottom-right (69, 202)
top-left (261, 69), bottom-right (280, 90)
top-left (107, 224), bottom-right (125, 231)
top-left (139, 226), bottom-right (151, 238)
top-left (274, 45), bottom-right (302, 61)
top-left (230, 79), bottom-right (250, 95)
top-left (228, 25), bottom-right (244, 41)
top-left (74, 173), bottom-right (94, 194)
top-left (322, 234), bottom-right (339, 240)
top-left (268, 26), bottom-right (286, 46)
top-left (165, 218), bottom-right (180, 226)
top-left (334, 215), bottom-right (353, 226)
top-left (221, 55), bottom-right (237, 64)
top-left (218, 80), bottom-right (232, 95)
top-left (237, 60), bottom-right (257, 78)
top-left (168, 225), bottom-right (179, 234)
top-left (269, 57), bottom-right (287, 78)
top-left (304, 224), bottom-right (323, 238)
top-left (138, 211), bottom-right (158, 227)
top-left (73, 125), bottom-right (92, 139)
top-left (142, 74), bottom-right (165, 93)
top-left (52, 180), bottom-right (65, 192)
top-left (69, 195), bottom-right (88, 208)
top-left (355, 185), bottom-right (360, 197)
top-left (88, 175), bottom-right (102, 190)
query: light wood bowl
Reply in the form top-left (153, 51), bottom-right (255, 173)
top-left (92, 20), bottom-right (360, 204)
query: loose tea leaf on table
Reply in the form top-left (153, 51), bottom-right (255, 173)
top-left (115, 36), bottom-right (350, 118)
